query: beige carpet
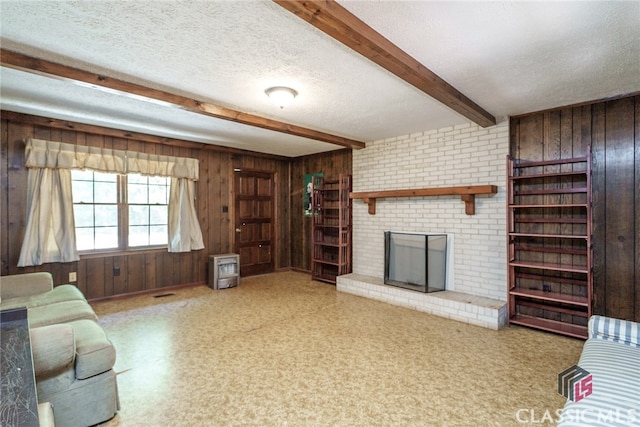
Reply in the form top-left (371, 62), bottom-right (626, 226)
top-left (92, 271), bottom-right (583, 426)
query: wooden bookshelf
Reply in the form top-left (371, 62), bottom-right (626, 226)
top-left (507, 153), bottom-right (592, 339)
top-left (311, 175), bottom-right (352, 284)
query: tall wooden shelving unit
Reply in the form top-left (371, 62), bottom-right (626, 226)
top-left (507, 153), bottom-right (592, 339)
top-left (311, 174), bottom-right (352, 284)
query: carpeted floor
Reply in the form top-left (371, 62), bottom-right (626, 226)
top-left (92, 271), bottom-right (583, 426)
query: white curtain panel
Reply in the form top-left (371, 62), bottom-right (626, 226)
top-left (17, 168), bottom-right (79, 266)
top-left (168, 178), bottom-right (205, 253)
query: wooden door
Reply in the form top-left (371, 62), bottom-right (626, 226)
top-left (234, 170), bottom-right (275, 276)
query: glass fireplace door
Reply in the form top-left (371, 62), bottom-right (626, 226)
top-left (384, 232), bottom-right (446, 293)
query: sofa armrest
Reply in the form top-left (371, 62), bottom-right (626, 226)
top-left (0, 272), bottom-right (54, 300)
top-left (30, 323), bottom-right (76, 377)
top-left (589, 315), bottom-right (640, 348)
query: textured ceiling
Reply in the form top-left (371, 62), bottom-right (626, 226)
top-left (1, 1), bottom-right (639, 157)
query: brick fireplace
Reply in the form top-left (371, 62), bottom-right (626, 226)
top-left (337, 118), bottom-right (509, 330)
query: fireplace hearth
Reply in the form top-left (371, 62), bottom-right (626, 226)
top-left (384, 231), bottom-right (447, 293)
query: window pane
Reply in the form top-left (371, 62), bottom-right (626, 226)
top-left (73, 170), bottom-right (94, 181)
top-left (125, 175), bottom-right (168, 249)
top-left (72, 171), bottom-right (120, 252)
top-left (148, 184), bottom-right (168, 204)
top-left (128, 183), bottom-right (148, 204)
top-left (95, 204), bottom-right (118, 227)
top-left (95, 227), bottom-right (118, 249)
top-left (129, 225), bottom-right (149, 247)
top-left (150, 225), bottom-right (167, 245)
top-left (71, 170), bottom-right (173, 251)
top-left (149, 206), bottom-right (167, 225)
top-left (75, 227), bottom-right (95, 251)
top-left (149, 176), bottom-right (167, 185)
top-left (129, 205), bottom-right (149, 226)
top-left (94, 172), bottom-right (117, 182)
top-left (95, 182), bottom-right (117, 203)
top-left (72, 180), bottom-right (94, 203)
top-left (128, 173), bottom-right (147, 184)
top-left (74, 205), bottom-right (94, 227)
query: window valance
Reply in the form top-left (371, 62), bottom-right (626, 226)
top-left (25, 138), bottom-right (199, 180)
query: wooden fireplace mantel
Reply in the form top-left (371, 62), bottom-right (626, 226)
top-left (350, 185), bottom-right (498, 215)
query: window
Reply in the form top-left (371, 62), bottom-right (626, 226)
top-left (71, 170), bottom-right (170, 252)
top-left (128, 174), bottom-right (170, 247)
top-left (19, 138), bottom-right (203, 267)
top-left (72, 170), bottom-right (119, 251)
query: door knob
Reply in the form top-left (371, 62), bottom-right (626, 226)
top-left (235, 228), bottom-right (242, 232)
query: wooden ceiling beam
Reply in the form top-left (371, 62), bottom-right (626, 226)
top-left (0, 49), bottom-right (366, 150)
top-left (274, 0), bottom-right (496, 128)
top-left (0, 110), bottom-right (294, 161)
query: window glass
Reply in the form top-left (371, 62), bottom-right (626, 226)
top-left (72, 180), bottom-right (94, 204)
top-left (95, 226), bottom-right (118, 249)
top-left (128, 174), bottom-right (147, 184)
top-left (127, 174), bottom-right (169, 248)
top-left (129, 225), bottom-right (150, 247)
top-left (75, 227), bottom-right (95, 251)
top-left (149, 205), bottom-right (167, 224)
top-left (149, 184), bottom-right (168, 204)
top-left (95, 205), bottom-right (118, 227)
top-left (71, 170), bottom-right (169, 252)
top-left (129, 205), bottom-right (149, 226)
top-left (95, 182), bottom-right (117, 204)
top-left (73, 204), bottom-right (94, 227)
top-left (72, 170), bottom-right (119, 251)
top-left (128, 183), bottom-right (148, 204)
top-left (150, 225), bottom-right (168, 245)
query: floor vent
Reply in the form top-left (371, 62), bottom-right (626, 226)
top-left (153, 293), bottom-right (175, 298)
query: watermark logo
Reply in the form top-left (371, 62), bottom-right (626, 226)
top-left (558, 365), bottom-right (592, 402)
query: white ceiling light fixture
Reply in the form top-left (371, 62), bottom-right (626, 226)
top-left (265, 86), bottom-right (298, 109)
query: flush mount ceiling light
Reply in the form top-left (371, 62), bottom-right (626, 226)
top-left (265, 86), bottom-right (298, 109)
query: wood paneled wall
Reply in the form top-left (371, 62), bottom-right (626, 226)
top-left (0, 112), bottom-right (295, 298)
top-left (510, 95), bottom-right (640, 322)
top-left (289, 150), bottom-right (352, 272)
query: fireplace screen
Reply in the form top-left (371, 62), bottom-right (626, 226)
top-left (384, 232), bottom-right (447, 293)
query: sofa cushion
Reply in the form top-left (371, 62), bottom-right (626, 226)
top-left (0, 272), bottom-right (53, 299)
top-left (558, 339), bottom-right (640, 426)
top-left (67, 319), bottom-right (116, 380)
top-left (28, 300), bottom-right (98, 328)
top-left (30, 323), bottom-right (75, 377)
top-left (1, 284), bottom-right (86, 310)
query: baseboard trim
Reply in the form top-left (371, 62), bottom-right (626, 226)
top-left (88, 281), bottom-right (206, 303)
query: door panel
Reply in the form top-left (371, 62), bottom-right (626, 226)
top-left (234, 170), bottom-right (275, 276)
top-left (257, 177), bottom-right (272, 196)
top-left (238, 200), bottom-right (253, 218)
top-left (257, 245), bottom-right (271, 263)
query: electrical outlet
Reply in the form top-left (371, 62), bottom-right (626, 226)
top-left (69, 272), bottom-right (77, 282)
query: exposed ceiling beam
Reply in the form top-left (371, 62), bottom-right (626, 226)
top-left (0, 110), bottom-right (292, 161)
top-left (274, 0), bottom-right (496, 128)
top-left (0, 49), bottom-right (366, 150)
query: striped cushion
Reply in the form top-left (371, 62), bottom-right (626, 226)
top-left (589, 315), bottom-right (640, 348)
top-left (558, 316), bottom-right (640, 427)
